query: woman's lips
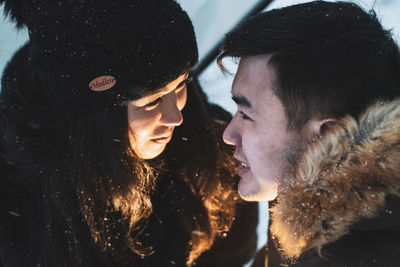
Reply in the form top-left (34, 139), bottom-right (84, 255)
top-left (151, 133), bottom-right (173, 144)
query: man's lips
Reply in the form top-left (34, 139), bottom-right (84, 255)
top-left (234, 153), bottom-right (249, 166)
top-left (238, 162), bottom-right (250, 177)
top-left (235, 155), bottom-right (250, 176)
top-left (239, 162), bottom-right (250, 168)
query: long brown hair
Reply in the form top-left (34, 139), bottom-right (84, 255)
top-left (1, 49), bottom-right (238, 266)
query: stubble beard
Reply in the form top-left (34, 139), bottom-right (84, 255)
top-left (278, 136), bottom-right (307, 192)
top-left (239, 136), bottom-right (306, 202)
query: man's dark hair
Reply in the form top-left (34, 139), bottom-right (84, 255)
top-left (218, 1), bottom-right (400, 129)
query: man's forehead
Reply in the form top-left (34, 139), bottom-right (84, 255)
top-left (231, 55), bottom-right (278, 111)
top-left (233, 55), bottom-right (274, 86)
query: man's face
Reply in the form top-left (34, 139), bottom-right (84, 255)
top-left (223, 55), bottom-right (304, 201)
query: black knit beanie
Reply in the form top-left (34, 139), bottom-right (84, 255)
top-left (1, 0), bottom-right (198, 117)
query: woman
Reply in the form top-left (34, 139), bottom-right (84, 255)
top-left (0, 0), bottom-right (258, 266)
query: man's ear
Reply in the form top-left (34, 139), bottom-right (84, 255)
top-left (300, 118), bottom-right (337, 141)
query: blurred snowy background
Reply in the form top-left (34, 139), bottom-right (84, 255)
top-left (1, 0), bottom-right (400, 266)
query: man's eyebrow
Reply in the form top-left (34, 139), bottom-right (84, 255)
top-left (232, 95), bottom-right (252, 108)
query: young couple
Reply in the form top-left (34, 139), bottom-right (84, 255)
top-left (0, 0), bottom-right (399, 266)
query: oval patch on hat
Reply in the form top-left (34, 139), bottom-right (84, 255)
top-left (89, 75), bottom-right (117, 91)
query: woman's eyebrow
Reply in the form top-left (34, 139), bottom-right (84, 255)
top-left (151, 74), bottom-right (191, 95)
top-left (175, 76), bottom-right (193, 90)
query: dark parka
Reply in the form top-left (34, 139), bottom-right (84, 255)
top-left (0, 44), bottom-right (258, 267)
top-left (252, 99), bottom-right (400, 267)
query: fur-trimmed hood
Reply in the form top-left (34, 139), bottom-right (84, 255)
top-left (270, 99), bottom-right (400, 259)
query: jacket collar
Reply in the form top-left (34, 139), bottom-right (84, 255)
top-left (270, 99), bottom-right (400, 259)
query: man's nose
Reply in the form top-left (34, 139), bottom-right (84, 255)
top-left (223, 120), bottom-right (237, 146)
top-left (159, 92), bottom-right (183, 126)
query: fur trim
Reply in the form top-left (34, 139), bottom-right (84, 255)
top-left (270, 99), bottom-right (400, 259)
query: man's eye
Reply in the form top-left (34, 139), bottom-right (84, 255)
top-left (240, 111), bottom-right (252, 121)
top-left (144, 97), bottom-right (162, 108)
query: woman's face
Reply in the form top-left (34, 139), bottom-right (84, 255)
top-left (127, 73), bottom-right (190, 159)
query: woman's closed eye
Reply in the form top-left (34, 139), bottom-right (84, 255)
top-left (140, 75), bottom-right (192, 110)
top-left (176, 76), bottom-right (193, 89)
top-left (144, 97), bottom-right (162, 108)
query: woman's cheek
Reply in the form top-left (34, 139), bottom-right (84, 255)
top-left (128, 107), bottom-right (155, 137)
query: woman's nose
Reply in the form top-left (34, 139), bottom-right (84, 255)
top-left (159, 92), bottom-right (183, 126)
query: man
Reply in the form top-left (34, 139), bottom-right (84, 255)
top-left (0, 0), bottom-right (258, 266)
top-left (218, 1), bottom-right (400, 266)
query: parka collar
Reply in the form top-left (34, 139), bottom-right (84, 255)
top-left (269, 99), bottom-right (400, 259)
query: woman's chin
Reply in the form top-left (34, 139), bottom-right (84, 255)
top-left (135, 142), bottom-right (168, 160)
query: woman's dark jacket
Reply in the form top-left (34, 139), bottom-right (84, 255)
top-left (252, 99), bottom-right (400, 267)
top-left (0, 43), bottom-right (258, 267)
